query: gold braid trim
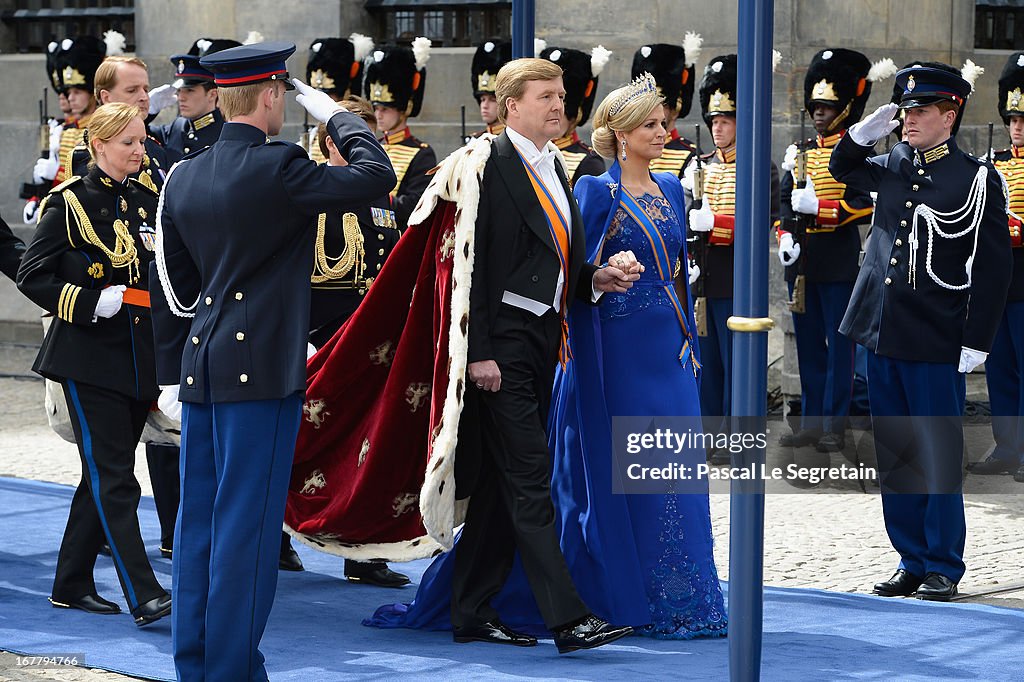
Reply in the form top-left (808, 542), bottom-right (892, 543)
top-left (311, 212), bottom-right (365, 284)
top-left (63, 189), bottom-right (140, 283)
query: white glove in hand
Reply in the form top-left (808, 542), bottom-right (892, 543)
top-left (849, 103), bottom-right (899, 146)
top-left (306, 342), bottom-right (317, 360)
top-left (93, 285), bottom-right (126, 319)
top-left (157, 384), bottom-right (182, 422)
top-left (781, 143), bottom-right (798, 173)
top-left (33, 156), bottom-right (58, 184)
top-left (48, 119), bottom-right (63, 156)
top-left (688, 204), bottom-right (714, 232)
top-left (687, 262), bottom-right (701, 285)
top-left (23, 199), bottom-right (39, 224)
top-left (681, 159), bottom-right (698, 192)
top-left (791, 177), bottom-right (820, 215)
top-left (148, 83), bottom-right (177, 115)
top-left (958, 347), bottom-right (987, 373)
top-left (293, 78), bottom-right (346, 123)
top-left (778, 232), bottom-right (801, 267)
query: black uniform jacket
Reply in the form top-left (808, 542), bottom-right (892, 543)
top-left (468, 131), bottom-right (598, 363)
top-left (991, 147), bottom-right (1024, 302)
top-left (831, 135), bottom-right (1012, 363)
top-left (151, 109), bottom-right (225, 163)
top-left (0, 213), bottom-right (26, 281)
top-left (18, 166), bottom-right (160, 399)
top-left (382, 128), bottom-right (436, 230)
top-left (152, 112), bottom-right (396, 403)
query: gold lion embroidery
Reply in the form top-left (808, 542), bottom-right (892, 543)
top-left (370, 341), bottom-right (395, 367)
top-left (359, 438), bottom-right (370, 467)
top-left (392, 492), bottom-right (418, 517)
top-left (303, 398), bottom-right (331, 429)
top-left (406, 382), bottom-right (430, 412)
top-left (300, 469), bottom-right (326, 495)
top-left (439, 228), bottom-right (456, 262)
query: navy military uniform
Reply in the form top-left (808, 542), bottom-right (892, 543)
top-left (17, 166), bottom-right (171, 623)
top-left (778, 49), bottom-right (881, 450)
top-left (970, 51), bottom-right (1024, 481)
top-left (150, 42), bottom-right (395, 681)
top-left (469, 40), bottom-right (511, 140)
top-left (687, 54), bottom-right (780, 432)
top-left (365, 42), bottom-right (437, 229)
top-left (540, 45), bottom-right (607, 186)
top-left (831, 67), bottom-right (1012, 598)
top-left (302, 35), bottom-right (373, 162)
top-left (631, 40), bottom-right (702, 177)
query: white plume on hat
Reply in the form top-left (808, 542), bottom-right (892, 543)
top-left (868, 57), bottom-right (897, 83)
top-left (61, 38), bottom-right (73, 50)
top-left (349, 33), bottom-right (374, 63)
top-left (683, 32), bottom-right (703, 68)
top-left (412, 37), bottom-right (432, 70)
top-left (243, 31), bottom-right (264, 46)
top-left (48, 41), bottom-right (59, 54)
top-left (534, 39), bottom-right (547, 57)
top-left (772, 50), bottom-right (782, 73)
top-left (196, 39), bottom-right (213, 54)
top-left (591, 45), bottom-right (612, 76)
top-left (961, 59), bottom-right (983, 92)
top-left (103, 30), bottom-right (126, 56)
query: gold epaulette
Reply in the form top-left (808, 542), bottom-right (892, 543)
top-left (559, 150), bottom-right (587, 180)
top-left (48, 175), bottom-right (82, 194)
top-left (129, 176), bottom-right (160, 197)
top-left (650, 147), bottom-right (692, 175)
top-left (385, 144), bottom-right (424, 194)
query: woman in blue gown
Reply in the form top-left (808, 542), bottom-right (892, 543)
top-left (366, 73), bottom-right (726, 640)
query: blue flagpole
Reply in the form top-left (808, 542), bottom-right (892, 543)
top-left (511, 0), bottom-right (535, 59)
top-left (729, 0), bottom-right (775, 680)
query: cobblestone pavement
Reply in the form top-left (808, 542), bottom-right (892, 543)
top-left (1, 342), bottom-right (1022, 680)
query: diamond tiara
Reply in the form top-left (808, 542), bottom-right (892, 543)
top-left (608, 72), bottom-right (660, 116)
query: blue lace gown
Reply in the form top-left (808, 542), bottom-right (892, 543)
top-left (366, 165), bottom-right (727, 640)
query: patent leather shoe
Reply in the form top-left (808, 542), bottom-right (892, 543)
top-left (49, 593), bottom-right (121, 615)
top-left (132, 593), bottom-right (171, 626)
top-left (553, 614), bottom-right (632, 654)
top-left (453, 620), bottom-right (538, 647)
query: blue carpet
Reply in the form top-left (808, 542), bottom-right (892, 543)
top-left (1, 476), bottom-right (1021, 681)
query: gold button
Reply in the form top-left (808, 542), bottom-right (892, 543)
top-left (900, 220), bottom-right (907, 227)
top-left (376, 263), bottom-right (382, 270)
top-left (912, 185), bottom-right (919, 191)
top-left (186, 376), bottom-right (194, 385)
top-left (235, 292), bottom-right (243, 301)
top-left (905, 201), bottom-right (912, 208)
top-left (890, 258), bottom-right (898, 266)
top-left (240, 373), bottom-right (248, 383)
top-left (884, 277), bottom-right (892, 285)
top-left (895, 239), bottom-right (903, 246)
top-left (192, 336), bottom-right (199, 345)
top-left (918, 168), bottom-right (925, 175)
top-left (378, 248), bottom-right (385, 256)
top-left (205, 296), bottom-right (213, 305)
top-left (236, 332), bottom-right (245, 341)
top-left (377, 233), bottom-right (384, 241)
top-left (184, 148), bottom-right (191, 154)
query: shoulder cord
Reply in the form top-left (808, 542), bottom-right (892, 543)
top-left (909, 165), bottom-right (986, 291)
top-left (310, 212), bottom-right (364, 284)
top-left (63, 188), bottom-right (140, 283)
top-left (154, 161), bottom-right (198, 318)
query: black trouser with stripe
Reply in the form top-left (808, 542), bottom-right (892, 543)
top-left (53, 379), bottom-right (166, 610)
top-left (145, 443), bottom-right (180, 552)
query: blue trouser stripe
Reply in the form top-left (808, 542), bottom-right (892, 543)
top-left (65, 379), bottom-right (140, 608)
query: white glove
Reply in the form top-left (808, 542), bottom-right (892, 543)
top-left (148, 83), bottom-right (177, 115)
top-left (687, 262), bottom-right (701, 285)
top-left (849, 102), bottom-right (899, 147)
top-left (23, 199), bottom-right (39, 224)
top-left (681, 159), bottom-right (698, 192)
top-left (292, 78), bottom-right (346, 124)
top-left (306, 342), bottom-right (317, 360)
top-left (781, 143), bottom-right (798, 173)
top-left (93, 285), bottom-right (125, 319)
top-left (33, 156), bottom-right (58, 184)
top-left (791, 177), bottom-right (820, 215)
top-left (778, 232), bottom-right (801, 267)
top-left (157, 384), bottom-right (181, 422)
top-left (958, 347), bottom-right (987, 373)
top-left (48, 119), bottom-right (63, 156)
top-left (688, 204), bottom-right (714, 232)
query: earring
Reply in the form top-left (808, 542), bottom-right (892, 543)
top-left (620, 139), bottom-right (627, 161)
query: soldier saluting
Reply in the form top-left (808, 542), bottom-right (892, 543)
top-left (831, 66), bottom-right (1012, 602)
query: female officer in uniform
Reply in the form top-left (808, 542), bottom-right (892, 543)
top-left (17, 101), bottom-right (172, 626)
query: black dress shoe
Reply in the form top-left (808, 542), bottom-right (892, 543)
top-left (967, 456), bottom-right (1017, 475)
top-left (815, 433), bottom-right (845, 452)
top-left (779, 429), bottom-right (821, 448)
top-left (553, 614), bottom-right (632, 654)
top-left (872, 569), bottom-right (923, 597)
top-left (453, 620), bottom-right (538, 647)
top-left (280, 539), bottom-right (304, 572)
top-left (916, 573), bottom-right (958, 601)
top-left (345, 560), bottom-right (411, 587)
top-left (132, 593), bottom-right (171, 626)
top-left (159, 546), bottom-right (172, 559)
top-left (49, 593), bottom-right (121, 615)
top-left (1014, 464), bottom-right (1024, 483)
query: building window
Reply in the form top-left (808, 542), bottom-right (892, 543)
top-left (976, 1), bottom-right (1024, 50)
top-left (367, 1), bottom-right (512, 47)
top-left (2, 0), bottom-right (136, 54)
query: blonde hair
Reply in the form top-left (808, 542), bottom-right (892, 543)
top-left (218, 81), bottom-right (277, 120)
top-left (494, 58), bottom-right (564, 122)
top-left (86, 102), bottom-right (143, 162)
top-left (94, 56), bottom-right (148, 101)
top-left (590, 81), bottom-right (664, 159)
